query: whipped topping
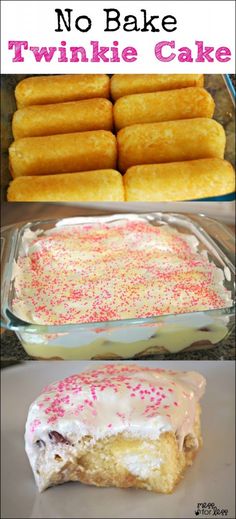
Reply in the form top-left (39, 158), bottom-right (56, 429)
top-left (13, 220), bottom-right (231, 325)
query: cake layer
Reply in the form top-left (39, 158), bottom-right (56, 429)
top-left (9, 131), bottom-right (117, 178)
top-left (124, 159), bottom-right (235, 201)
top-left (12, 98), bottom-right (113, 139)
top-left (7, 169), bottom-right (124, 202)
top-left (117, 119), bottom-right (226, 172)
top-left (111, 74), bottom-right (204, 100)
top-left (15, 74), bottom-right (110, 108)
top-left (114, 87), bottom-right (214, 130)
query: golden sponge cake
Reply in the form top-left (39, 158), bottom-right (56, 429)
top-left (12, 98), bottom-right (113, 139)
top-left (7, 169), bottom-right (124, 202)
top-left (15, 74), bottom-right (110, 108)
top-left (9, 131), bottom-right (117, 178)
top-left (114, 87), bottom-right (214, 130)
top-left (118, 119), bottom-right (226, 172)
top-left (111, 74), bottom-right (204, 100)
top-left (124, 159), bottom-right (235, 201)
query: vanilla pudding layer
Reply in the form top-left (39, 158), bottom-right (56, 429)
top-left (25, 364), bottom-right (206, 492)
top-left (20, 319), bottom-right (228, 359)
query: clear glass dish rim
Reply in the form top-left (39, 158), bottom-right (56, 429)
top-left (1, 211), bottom-right (235, 334)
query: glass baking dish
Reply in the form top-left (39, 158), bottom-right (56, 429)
top-left (1, 212), bottom-right (235, 359)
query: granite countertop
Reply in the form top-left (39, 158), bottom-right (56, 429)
top-left (229, 74), bottom-right (235, 89)
top-left (1, 327), bottom-right (235, 365)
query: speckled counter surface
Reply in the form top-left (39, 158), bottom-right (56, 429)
top-left (1, 328), bottom-right (235, 363)
top-left (229, 74), bottom-right (235, 89)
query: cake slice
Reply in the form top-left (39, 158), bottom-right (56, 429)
top-left (25, 364), bottom-right (206, 493)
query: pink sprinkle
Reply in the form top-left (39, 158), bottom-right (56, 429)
top-left (30, 419), bottom-right (41, 433)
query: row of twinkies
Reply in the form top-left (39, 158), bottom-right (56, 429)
top-left (8, 74), bottom-right (235, 202)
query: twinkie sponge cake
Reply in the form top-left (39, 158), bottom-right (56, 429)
top-left (12, 98), bottom-right (113, 139)
top-left (114, 87), bottom-right (214, 130)
top-left (9, 131), bottom-right (117, 178)
top-left (117, 119), bottom-right (226, 172)
top-left (111, 74), bottom-right (204, 100)
top-left (124, 159), bottom-right (235, 201)
top-left (7, 169), bottom-right (125, 202)
top-left (25, 364), bottom-right (206, 493)
top-left (15, 74), bottom-right (110, 108)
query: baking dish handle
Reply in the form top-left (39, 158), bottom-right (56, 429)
top-left (1, 224), bottom-right (18, 260)
top-left (190, 214), bottom-right (235, 264)
top-left (1, 223), bottom-right (21, 329)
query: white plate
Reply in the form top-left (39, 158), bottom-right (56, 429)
top-left (1, 361), bottom-right (235, 519)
